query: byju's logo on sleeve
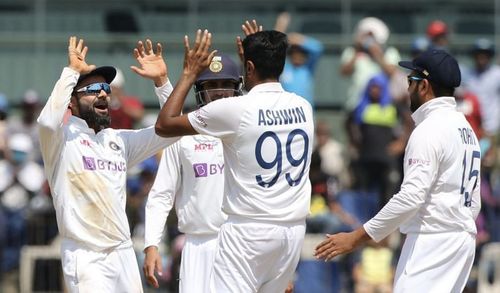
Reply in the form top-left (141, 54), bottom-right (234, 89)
top-left (193, 163), bottom-right (224, 178)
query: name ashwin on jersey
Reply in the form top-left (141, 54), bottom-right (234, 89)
top-left (257, 107), bottom-right (307, 126)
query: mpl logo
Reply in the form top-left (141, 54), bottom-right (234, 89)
top-left (194, 143), bottom-right (214, 151)
top-left (193, 163), bottom-right (224, 177)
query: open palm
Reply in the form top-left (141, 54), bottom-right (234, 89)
top-left (68, 36), bottom-right (96, 74)
top-left (131, 39), bottom-right (168, 81)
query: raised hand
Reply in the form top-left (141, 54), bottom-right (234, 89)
top-left (237, 20), bottom-right (263, 63)
top-left (67, 36), bottom-right (96, 74)
top-left (242, 19), bottom-right (263, 36)
top-left (182, 29), bottom-right (217, 80)
top-left (131, 39), bottom-right (168, 87)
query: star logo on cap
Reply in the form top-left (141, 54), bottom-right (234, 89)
top-left (209, 56), bottom-right (223, 73)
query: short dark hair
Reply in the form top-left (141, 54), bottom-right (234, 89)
top-left (242, 30), bottom-right (288, 80)
top-left (428, 80), bottom-right (454, 97)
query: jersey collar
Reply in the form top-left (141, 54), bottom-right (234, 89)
top-left (68, 115), bottom-right (96, 134)
top-left (411, 96), bottom-right (457, 125)
top-left (248, 82), bottom-right (284, 94)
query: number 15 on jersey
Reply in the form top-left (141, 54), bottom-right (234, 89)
top-left (460, 150), bottom-right (480, 207)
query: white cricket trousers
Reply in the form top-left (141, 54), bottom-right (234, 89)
top-left (179, 233), bottom-right (218, 293)
top-left (210, 216), bottom-right (306, 293)
top-left (61, 238), bottom-right (143, 293)
top-left (394, 231), bottom-right (476, 293)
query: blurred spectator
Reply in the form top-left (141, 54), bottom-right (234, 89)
top-left (410, 36), bottom-right (430, 58)
top-left (109, 68), bottom-right (145, 129)
top-left (314, 120), bottom-right (348, 189)
top-left (426, 20), bottom-right (449, 51)
top-left (275, 12), bottom-right (324, 107)
top-left (307, 150), bottom-right (358, 235)
top-left (0, 133), bottom-right (45, 292)
top-left (340, 17), bottom-right (401, 110)
top-left (0, 93), bottom-right (9, 160)
top-left (127, 155), bottom-right (160, 237)
top-left (25, 180), bottom-right (57, 245)
top-left (455, 87), bottom-right (483, 141)
top-left (346, 73), bottom-right (411, 207)
top-left (353, 238), bottom-right (394, 293)
top-left (7, 90), bottom-right (42, 163)
top-left (462, 38), bottom-right (500, 170)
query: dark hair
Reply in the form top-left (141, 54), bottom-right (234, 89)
top-left (242, 30), bottom-right (288, 80)
top-left (429, 80), bottom-right (454, 97)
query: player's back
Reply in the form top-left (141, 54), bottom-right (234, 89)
top-left (400, 97), bottom-right (480, 235)
top-left (221, 82), bottom-right (314, 223)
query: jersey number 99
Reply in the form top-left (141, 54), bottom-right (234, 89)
top-left (255, 129), bottom-right (309, 188)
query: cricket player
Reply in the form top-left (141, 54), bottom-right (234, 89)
top-left (153, 23), bottom-right (314, 292)
top-left (315, 50), bottom-right (481, 293)
top-left (143, 54), bottom-right (242, 291)
top-left (37, 37), bottom-right (178, 292)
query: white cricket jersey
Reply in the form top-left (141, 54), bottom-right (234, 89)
top-left (144, 135), bottom-right (227, 248)
top-left (188, 82), bottom-right (314, 223)
top-left (364, 97), bottom-right (481, 242)
top-left (37, 67), bottom-right (178, 251)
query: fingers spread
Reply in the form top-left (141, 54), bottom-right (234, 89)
top-left (69, 36), bottom-right (75, 48)
top-left (136, 41), bottom-right (145, 58)
top-left (155, 42), bottom-right (163, 57)
top-left (184, 35), bottom-right (190, 52)
top-left (76, 39), bottom-right (84, 52)
top-left (145, 39), bottom-right (153, 55)
top-left (194, 29), bottom-right (202, 51)
top-left (81, 46), bottom-right (88, 58)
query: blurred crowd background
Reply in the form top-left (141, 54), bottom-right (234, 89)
top-left (0, 0), bottom-right (499, 292)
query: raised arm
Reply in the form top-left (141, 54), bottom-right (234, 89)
top-left (155, 29), bottom-right (216, 137)
top-left (130, 39), bottom-right (173, 106)
top-left (38, 36), bottom-right (96, 131)
top-left (236, 19), bottom-right (263, 64)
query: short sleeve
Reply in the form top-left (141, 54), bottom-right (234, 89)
top-left (187, 98), bottom-right (242, 139)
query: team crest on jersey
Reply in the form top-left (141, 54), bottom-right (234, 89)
top-left (109, 141), bottom-right (120, 151)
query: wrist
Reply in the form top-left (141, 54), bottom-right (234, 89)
top-left (154, 75), bottom-right (168, 87)
top-left (354, 226), bottom-right (371, 246)
top-left (144, 245), bottom-right (159, 254)
top-left (181, 72), bottom-right (198, 84)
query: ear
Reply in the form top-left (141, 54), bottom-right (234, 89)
top-left (68, 95), bottom-right (78, 115)
top-left (245, 60), bottom-right (255, 75)
top-left (419, 79), bottom-right (434, 100)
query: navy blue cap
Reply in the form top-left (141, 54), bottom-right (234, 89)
top-left (77, 66), bottom-right (117, 85)
top-left (196, 54), bottom-right (240, 84)
top-left (399, 49), bottom-right (461, 88)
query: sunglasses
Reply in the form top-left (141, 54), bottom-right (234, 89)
top-left (76, 83), bottom-right (111, 95)
top-left (407, 75), bottom-right (425, 86)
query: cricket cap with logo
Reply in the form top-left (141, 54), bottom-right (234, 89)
top-left (195, 54), bottom-right (241, 85)
top-left (77, 66), bottom-right (117, 85)
top-left (398, 49), bottom-right (461, 88)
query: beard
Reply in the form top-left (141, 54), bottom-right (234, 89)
top-left (78, 101), bottom-right (111, 131)
top-left (409, 91), bottom-right (423, 113)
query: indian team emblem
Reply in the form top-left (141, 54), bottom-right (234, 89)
top-left (209, 56), bottom-right (223, 73)
top-left (109, 141), bottom-right (120, 151)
